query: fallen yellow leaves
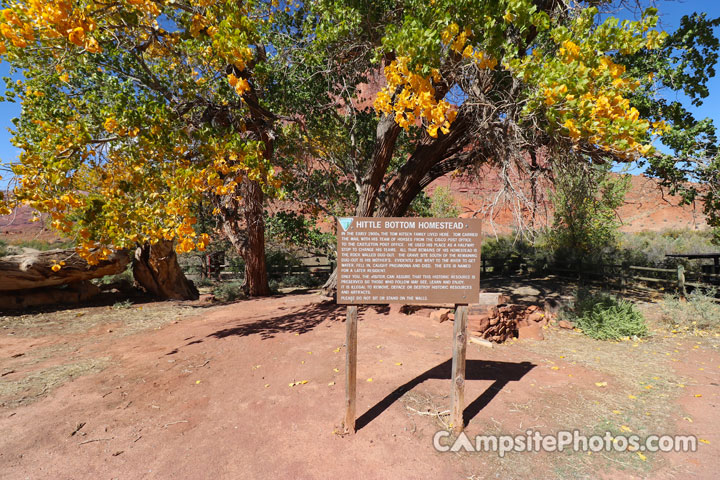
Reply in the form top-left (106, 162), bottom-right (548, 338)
top-left (699, 439), bottom-right (710, 445)
top-left (288, 380), bottom-right (308, 387)
top-left (595, 382), bottom-right (607, 387)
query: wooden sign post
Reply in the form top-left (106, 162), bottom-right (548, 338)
top-left (343, 305), bottom-right (358, 433)
top-left (337, 217), bottom-right (482, 434)
top-left (450, 304), bottom-right (468, 434)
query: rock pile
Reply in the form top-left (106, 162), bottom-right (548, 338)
top-left (468, 304), bottom-right (551, 342)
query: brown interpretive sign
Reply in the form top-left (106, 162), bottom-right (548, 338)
top-left (336, 217), bottom-right (482, 305)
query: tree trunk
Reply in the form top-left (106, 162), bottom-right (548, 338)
top-left (0, 248), bottom-right (130, 291)
top-left (0, 281), bottom-right (101, 311)
top-left (215, 176), bottom-right (270, 297)
top-left (239, 177), bottom-right (270, 296)
top-left (133, 240), bottom-right (199, 300)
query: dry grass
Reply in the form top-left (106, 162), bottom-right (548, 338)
top-left (401, 390), bottom-right (452, 429)
top-left (0, 358), bottom-right (109, 407)
top-left (446, 316), bottom-right (699, 479)
top-left (0, 303), bottom-right (202, 337)
top-left (0, 301), bottom-right (209, 409)
top-left (504, 324), bottom-right (693, 478)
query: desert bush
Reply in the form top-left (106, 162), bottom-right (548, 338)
top-left (265, 211), bottom-right (335, 256)
top-left (618, 230), bottom-right (717, 273)
top-left (661, 287), bottom-right (720, 332)
top-left (0, 239), bottom-right (7, 257)
top-left (212, 281), bottom-right (247, 302)
top-left (565, 290), bottom-right (648, 340)
top-left (548, 163), bottom-right (629, 261)
top-left (409, 186), bottom-right (461, 218)
top-left (481, 228), bottom-right (718, 279)
top-left (481, 235), bottom-right (535, 274)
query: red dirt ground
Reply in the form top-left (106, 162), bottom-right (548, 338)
top-left (1, 293), bottom-right (718, 479)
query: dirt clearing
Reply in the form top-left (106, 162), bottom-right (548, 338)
top-left (0, 293), bottom-right (718, 479)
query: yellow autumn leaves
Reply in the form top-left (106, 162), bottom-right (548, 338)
top-left (374, 57), bottom-right (456, 137)
top-left (0, 1), bottom-right (102, 53)
top-left (228, 73), bottom-right (251, 96)
top-left (519, 31), bottom-right (669, 159)
top-left (374, 9), bottom-right (669, 160)
top-left (375, 22), bottom-right (497, 138)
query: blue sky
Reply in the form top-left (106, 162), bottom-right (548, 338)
top-left (0, 1), bottom-right (719, 183)
top-left (623, 0), bottom-right (720, 174)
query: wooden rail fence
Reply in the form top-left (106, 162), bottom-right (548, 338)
top-left (481, 257), bottom-right (720, 296)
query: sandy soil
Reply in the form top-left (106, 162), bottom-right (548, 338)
top-left (0, 293), bottom-right (718, 479)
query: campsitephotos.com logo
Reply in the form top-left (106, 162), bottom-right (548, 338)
top-left (433, 430), bottom-right (699, 457)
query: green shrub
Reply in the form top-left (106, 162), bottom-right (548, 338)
top-left (661, 287), bottom-right (720, 332)
top-left (565, 290), bottom-right (648, 340)
top-left (408, 186), bottom-right (461, 218)
top-left (194, 277), bottom-right (214, 288)
top-left (482, 235), bottom-right (534, 274)
top-left (212, 281), bottom-right (247, 302)
top-left (112, 299), bottom-right (134, 309)
top-left (265, 211), bottom-right (335, 255)
top-left (548, 163), bottom-right (629, 261)
top-left (0, 239), bottom-right (7, 257)
top-left (276, 272), bottom-right (324, 288)
top-left (479, 229), bottom-right (718, 279)
top-left (96, 266), bottom-right (134, 285)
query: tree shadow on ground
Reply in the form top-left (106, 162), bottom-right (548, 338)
top-left (356, 358), bottom-right (535, 431)
top-left (206, 299), bottom-right (348, 340)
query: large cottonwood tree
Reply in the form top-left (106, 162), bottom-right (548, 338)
top-left (282, 0), bottom-right (681, 292)
top-left (0, 0), bottom-right (291, 296)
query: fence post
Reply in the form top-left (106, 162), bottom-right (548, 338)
top-left (677, 264), bottom-right (686, 301)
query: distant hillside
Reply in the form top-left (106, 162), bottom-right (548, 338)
top-left (0, 206), bottom-right (62, 244)
top-left (0, 171), bottom-right (708, 247)
top-left (428, 168), bottom-right (707, 236)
